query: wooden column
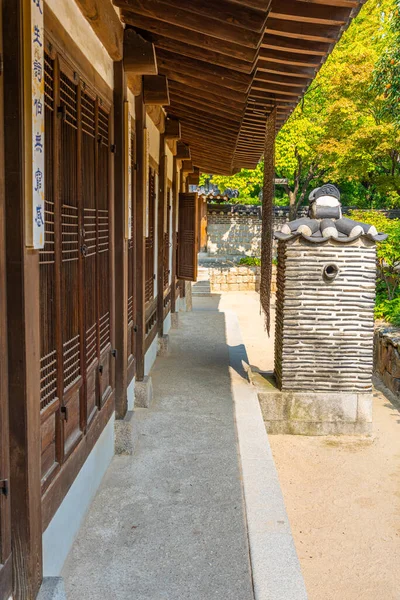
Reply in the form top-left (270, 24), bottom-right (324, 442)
top-left (3, 0), bottom-right (42, 597)
top-left (0, 2), bottom-right (12, 598)
top-left (157, 133), bottom-right (167, 334)
top-left (134, 93), bottom-right (146, 381)
top-left (260, 107), bottom-right (277, 335)
top-left (113, 61), bottom-right (128, 418)
top-left (170, 156), bottom-right (178, 314)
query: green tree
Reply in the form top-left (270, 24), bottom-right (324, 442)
top-left (201, 0), bottom-right (399, 215)
top-left (276, 0), bottom-right (397, 217)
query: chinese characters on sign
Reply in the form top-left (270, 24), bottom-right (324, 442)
top-left (31, 0), bottom-right (45, 248)
top-left (124, 102), bottom-right (132, 240)
top-left (144, 128), bottom-right (149, 238)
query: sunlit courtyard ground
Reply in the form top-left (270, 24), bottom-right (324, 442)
top-left (194, 290), bottom-right (400, 600)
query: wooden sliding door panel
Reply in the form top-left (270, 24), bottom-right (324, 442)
top-left (81, 89), bottom-right (98, 427)
top-left (97, 107), bottom-right (112, 406)
top-left (177, 192), bottom-right (199, 282)
top-left (145, 168), bottom-right (156, 303)
top-left (127, 124), bottom-right (136, 379)
top-left (40, 53), bottom-right (61, 486)
top-left (0, 1), bottom-right (12, 591)
top-left (60, 69), bottom-right (83, 455)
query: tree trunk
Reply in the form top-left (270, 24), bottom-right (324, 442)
top-left (288, 191), bottom-right (297, 220)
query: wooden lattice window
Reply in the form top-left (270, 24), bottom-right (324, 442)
top-left (177, 192), bottom-right (198, 282)
top-left (145, 167), bottom-right (156, 303)
top-left (127, 124), bottom-right (135, 370)
top-left (39, 48), bottom-right (113, 491)
top-left (163, 187), bottom-right (171, 290)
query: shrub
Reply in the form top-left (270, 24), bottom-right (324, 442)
top-left (349, 210), bottom-right (400, 325)
top-left (238, 257), bottom-right (261, 266)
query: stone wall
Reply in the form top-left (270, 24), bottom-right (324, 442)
top-left (206, 205), bottom-right (400, 259)
top-left (374, 326), bottom-right (400, 398)
top-left (207, 212), bottom-right (262, 257)
top-left (208, 265), bottom-right (277, 293)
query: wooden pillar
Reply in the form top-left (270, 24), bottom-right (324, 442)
top-left (134, 93), bottom-right (146, 381)
top-left (260, 107), bottom-right (277, 335)
top-left (113, 61), bottom-right (128, 419)
top-left (0, 2), bottom-right (12, 598)
top-left (3, 0), bottom-right (43, 596)
top-left (170, 156), bottom-right (178, 314)
top-left (157, 133), bottom-right (167, 334)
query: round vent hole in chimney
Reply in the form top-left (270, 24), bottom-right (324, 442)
top-left (323, 264), bottom-right (339, 281)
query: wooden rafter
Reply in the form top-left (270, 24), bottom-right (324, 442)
top-left (114, 0), bottom-right (365, 173)
top-left (75, 0), bottom-right (123, 60)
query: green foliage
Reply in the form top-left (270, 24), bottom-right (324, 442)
top-left (372, 0), bottom-right (400, 123)
top-left (201, 0), bottom-right (400, 214)
top-left (238, 257), bottom-right (261, 266)
top-left (200, 163), bottom-right (264, 202)
top-left (349, 209), bottom-right (400, 323)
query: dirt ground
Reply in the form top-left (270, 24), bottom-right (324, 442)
top-left (270, 391), bottom-right (400, 600)
top-left (202, 292), bottom-right (400, 600)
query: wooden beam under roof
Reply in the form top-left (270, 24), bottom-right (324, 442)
top-left (116, 0), bottom-right (363, 173)
top-left (252, 82), bottom-right (306, 96)
top-left (269, 0), bottom-right (350, 24)
top-left (261, 33), bottom-right (329, 55)
top-left (255, 71), bottom-right (309, 87)
top-left (158, 69), bottom-right (249, 103)
top-left (176, 142), bottom-right (191, 160)
top-left (117, 0), bottom-right (268, 33)
top-left (164, 118), bottom-right (181, 140)
top-left (257, 60), bottom-right (317, 78)
top-left (118, 0), bottom-right (262, 48)
top-left (75, 0), bottom-right (123, 60)
top-left (121, 12), bottom-right (258, 62)
top-left (259, 48), bottom-right (322, 66)
top-left (143, 74), bottom-right (170, 105)
top-left (168, 80), bottom-right (247, 112)
top-left (156, 50), bottom-right (253, 87)
top-left (266, 17), bottom-right (341, 42)
top-left (158, 63), bottom-right (251, 94)
top-left (144, 34), bottom-right (256, 74)
top-left (168, 106), bottom-right (242, 130)
top-left (169, 91), bottom-right (245, 119)
top-left (123, 27), bottom-right (158, 74)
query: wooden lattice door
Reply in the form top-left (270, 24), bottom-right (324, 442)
top-left (127, 123), bottom-right (136, 378)
top-left (177, 192), bottom-right (199, 282)
top-left (0, 2), bottom-right (12, 594)
top-left (39, 51), bottom-right (113, 491)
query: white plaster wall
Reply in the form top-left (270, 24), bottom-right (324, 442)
top-left (146, 114), bottom-right (160, 163)
top-left (45, 0), bottom-right (113, 89)
top-left (144, 334), bottom-right (158, 376)
top-left (127, 89), bottom-right (136, 122)
top-left (166, 145), bottom-right (173, 183)
top-left (127, 376), bottom-right (135, 411)
top-left (43, 413), bottom-right (115, 576)
top-left (163, 312), bottom-right (171, 335)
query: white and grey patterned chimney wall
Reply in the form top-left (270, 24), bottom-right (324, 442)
top-left (274, 184), bottom-right (387, 394)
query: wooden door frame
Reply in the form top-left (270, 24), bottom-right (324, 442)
top-left (0, 1), bottom-right (12, 597)
top-left (113, 61), bottom-right (128, 418)
top-left (134, 93), bottom-right (146, 381)
top-left (3, 0), bottom-right (43, 597)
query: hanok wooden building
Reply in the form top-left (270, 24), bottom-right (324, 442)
top-left (0, 0), bottom-right (364, 598)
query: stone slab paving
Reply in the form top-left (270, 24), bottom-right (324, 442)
top-left (63, 312), bottom-right (254, 600)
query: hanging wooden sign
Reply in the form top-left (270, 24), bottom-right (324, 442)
top-left (27, 0), bottom-right (45, 248)
top-left (124, 102), bottom-right (132, 240)
top-left (144, 128), bottom-right (150, 237)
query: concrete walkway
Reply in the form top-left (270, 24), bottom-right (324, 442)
top-left (62, 295), bottom-right (305, 600)
top-left (63, 311), bottom-right (254, 599)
